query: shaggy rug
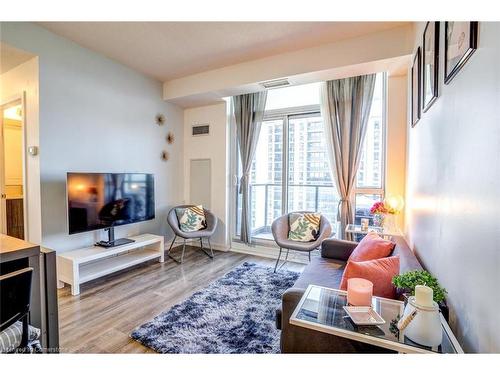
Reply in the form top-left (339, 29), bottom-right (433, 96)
top-left (130, 262), bottom-right (299, 353)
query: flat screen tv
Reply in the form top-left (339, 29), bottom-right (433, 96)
top-left (67, 172), bottom-right (155, 247)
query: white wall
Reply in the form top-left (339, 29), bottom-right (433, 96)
top-left (406, 22), bottom-right (500, 353)
top-left (183, 102), bottom-right (229, 250)
top-left (1, 23), bottom-right (184, 252)
top-left (0, 57), bottom-right (42, 244)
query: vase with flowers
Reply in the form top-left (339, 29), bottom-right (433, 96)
top-left (370, 201), bottom-right (389, 228)
top-left (370, 197), bottom-right (403, 231)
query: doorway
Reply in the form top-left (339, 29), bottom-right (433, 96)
top-left (0, 98), bottom-right (26, 239)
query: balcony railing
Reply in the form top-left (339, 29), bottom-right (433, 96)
top-left (235, 183), bottom-right (377, 240)
top-left (248, 182), bottom-right (338, 238)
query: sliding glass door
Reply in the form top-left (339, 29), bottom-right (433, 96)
top-left (236, 110), bottom-right (337, 240)
top-left (287, 113), bottom-right (336, 223)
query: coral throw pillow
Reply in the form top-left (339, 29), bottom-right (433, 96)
top-left (348, 231), bottom-right (395, 262)
top-left (340, 256), bottom-right (400, 299)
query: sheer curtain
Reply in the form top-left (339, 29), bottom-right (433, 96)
top-left (320, 74), bottom-right (376, 240)
top-left (232, 91), bottom-right (268, 244)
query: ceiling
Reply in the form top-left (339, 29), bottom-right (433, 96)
top-left (0, 42), bottom-right (35, 74)
top-left (38, 22), bottom-right (408, 82)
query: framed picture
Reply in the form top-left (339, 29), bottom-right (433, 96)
top-left (444, 22), bottom-right (478, 84)
top-left (422, 22), bottom-right (439, 112)
top-left (411, 47), bottom-right (421, 127)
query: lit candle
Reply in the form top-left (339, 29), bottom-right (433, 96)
top-left (361, 218), bottom-right (369, 231)
top-left (347, 278), bottom-right (373, 306)
top-left (415, 285), bottom-right (434, 307)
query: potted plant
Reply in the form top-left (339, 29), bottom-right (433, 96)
top-left (392, 270), bottom-right (449, 321)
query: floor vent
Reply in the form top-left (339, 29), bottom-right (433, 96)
top-left (192, 124), bottom-right (210, 136)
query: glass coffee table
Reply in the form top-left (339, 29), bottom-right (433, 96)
top-left (290, 285), bottom-right (463, 354)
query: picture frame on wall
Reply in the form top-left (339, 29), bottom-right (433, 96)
top-left (411, 47), bottom-right (421, 127)
top-left (422, 22), bottom-right (439, 112)
top-left (444, 21), bottom-right (478, 84)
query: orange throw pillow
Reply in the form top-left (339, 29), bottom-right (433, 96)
top-left (348, 232), bottom-right (395, 262)
top-left (340, 256), bottom-right (400, 299)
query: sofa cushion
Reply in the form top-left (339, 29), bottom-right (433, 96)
top-left (340, 256), bottom-right (400, 299)
top-left (348, 232), bottom-right (395, 262)
top-left (292, 256), bottom-right (345, 290)
top-left (288, 213), bottom-right (321, 242)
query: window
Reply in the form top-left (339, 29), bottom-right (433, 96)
top-left (233, 74), bottom-right (386, 241)
top-left (354, 74), bottom-right (386, 225)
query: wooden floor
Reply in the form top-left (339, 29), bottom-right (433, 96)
top-left (57, 245), bottom-right (305, 353)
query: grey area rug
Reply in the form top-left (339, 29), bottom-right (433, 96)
top-left (131, 262), bottom-right (299, 353)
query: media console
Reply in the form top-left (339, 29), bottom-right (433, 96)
top-left (56, 234), bottom-right (164, 295)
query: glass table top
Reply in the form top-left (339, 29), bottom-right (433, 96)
top-left (345, 224), bottom-right (403, 237)
top-left (291, 285), bottom-right (459, 354)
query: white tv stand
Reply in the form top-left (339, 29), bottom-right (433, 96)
top-left (57, 234), bottom-right (164, 295)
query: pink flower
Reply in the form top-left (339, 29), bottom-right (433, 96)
top-left (370, 201), bottom-right (388, 214)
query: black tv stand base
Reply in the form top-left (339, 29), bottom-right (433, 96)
top-left (95, 238), bottom-right (135, 248)
top-left (95, 226), bottom-right (135, 248)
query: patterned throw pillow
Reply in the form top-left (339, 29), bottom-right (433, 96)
top-left (288, 213), bottom-right (321, 242)
top-left (175, 205), bottom-right (207, 232)
top-left (0, 321), bottom-right (41, 353)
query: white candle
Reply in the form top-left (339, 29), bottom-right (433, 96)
top-left (415, 285), bottom-right (434, 307)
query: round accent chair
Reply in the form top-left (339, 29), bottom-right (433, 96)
top-left (271, 211), bottom-right (332, 272)
top-left (167, 205), bottom-right (218, 264)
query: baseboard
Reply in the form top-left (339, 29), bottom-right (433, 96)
top-left (230, 242), bottom-right (312, 264)
top-left (167, 236), bottom-right (312, 263)
top-left (168, 238), bottom-right (230, 252)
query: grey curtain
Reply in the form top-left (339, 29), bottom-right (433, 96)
top-left (232, 91), bottom-right (268, 244)
top-left (320, 74), bottom-right (376, 240)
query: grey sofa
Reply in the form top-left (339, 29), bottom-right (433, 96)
top-left (276, 235), bottom-right (423, 353)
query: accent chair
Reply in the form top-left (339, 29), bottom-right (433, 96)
top-left (166, 205), bottom-right (218, 264)
top-left (271, 211), bottom-right (332, 272)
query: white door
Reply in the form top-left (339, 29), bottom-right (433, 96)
top-left (0, 104), bottom-right (5, 234)
top-left (0, 99), bottom-right (26, 239)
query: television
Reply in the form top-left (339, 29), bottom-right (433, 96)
top-left (67, 172), bottom-right (155, 247)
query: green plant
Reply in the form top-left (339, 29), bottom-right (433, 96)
top-left (392, 270), bottom-right (447, 303)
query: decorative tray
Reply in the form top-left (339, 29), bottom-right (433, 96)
top-left (343, 306), bottom-right (386, 326)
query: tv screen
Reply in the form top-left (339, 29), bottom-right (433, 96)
top-left (67, 173), bottom-right (155, 235)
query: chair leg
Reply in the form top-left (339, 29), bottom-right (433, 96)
top-left (181, 240), bottom-right (186, 263)
top-left (208, 238), bottom-right (214, 258)
top-left (274, 248), bottom-right (282, 273)
top-left (167, 235), bottom-right (181, 263)
top-left (168, 235), bottom-right (176, 253)
top-left (199, 237), bottom-right (214, 259)
top-left (168, 236), bottom-right (186, 264)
